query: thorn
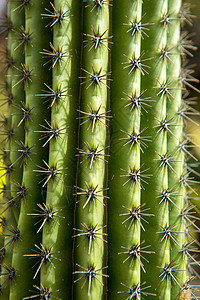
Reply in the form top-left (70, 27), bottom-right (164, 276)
top-left (41, 42), bottom-right (69, 69)
top-left (12, 0), bottom-right (30, 12)
top-left (12, 101), bottom-right (33, 127)
top-left (28, 203), bottom-right (64, 233)
top-left (118, 241), bottom-right (154, 272)
top-left (0, 264), bottom-right (16, 288)
top-left (35, 120), bottom-right (65, 147)
top-left (80, 66), bottom-right (111, 89)
top-left (160, 12), bottom-right (175, 28)
top-left (11, 182), bottom-right (29, 202)
top-left (158, 261), bottom-right (183, 287)
top-left (154, 80), bottom-right (177, 101)
top-left (41, 2), bottom-right (70, 28)
top-left (77, 142), bottom-right (109, 168)
top-left (0, 91), bottom-right (13, 108)
top-left (154, 117), bottom-right (178, 139)
top-left (0, 163), bottom-right (13, 179)
top-left (0, 196), bottom-right (17, 214)
top-left (120, 127), bottom-right (151, 153)
top-left (159, 45), bottom-right (175, 64)
top-left (74, 182), bottom-right (108, 210)
top-left (178, 31), bottom-right (197, 58)
top-left (73, 223), bottom-right (107, 254)
top-left (122, 51), bottom-right (151, 76)
top-left (178, 139), bottom-right (198, 161)
top-left (122, 90), bottom-right (153, 112)
top-left (180, 277), bottom-right (198, 300)
top-left (120, 164), bottom-right (152, 189)
top-left (181, 242), bottom-right (200, 268)
top-left (13, 26), bottom-right (33, 51)
top-left (37, 83), bottom-right (69, 108)
top-left (178, 65), bottom-right (200, 93)
top-left (11, 64), bottom-right (32, 89)
top-left (178, 104), bottom-right (200, 126)
top-left (118, 282), bottom-right (156, 298)
top-left (123, 14), bottom-right (151, 38)
top-left (0, 127), bottom-right (14, 145)
top-left (0, 217), bottom-right (6, 228)
top-left (0, 182), bottom-right (29, 203)
top-left (77, 104), bottom-right (111, 132)
top-left (179, 173), bottom-right (198, 195)
top-left (0, 48), bottom-right (14, 70)
top-left (23, 284), bottom-right (59, 300)
top-left (73, 263), bottom-right (108, 295)
top-left (83, 26), bottom-right (112, 51)
top-left (120, 203), bottom-right (154, 231)
top-left (180, 3), bottom-right (196, 27)
top-left (180, 206), bottom-right (200, 231)
top-left (6, 140), bottom-right (33, 168)
top-left (157, 187), bottom-right (180, 209)
top-left (188, 262), bottom-right (200, 280)
top-left (1, 225), bottom-right (21, 250)
top-left (157, 224), bottom-right (181, 248)
top-left (33, 160), bottom-right (66, 188)
top-left (83, 0), bottom-right (112, 14)
top-left (24, 244), bottom-right (60, 279)
top-left (0, 15), bottom-right (13, 36)
top-left (155, 152), bottom-right (177, 173)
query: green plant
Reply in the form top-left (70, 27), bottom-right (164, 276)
top-left (0, 0), bottom-right (199, 299)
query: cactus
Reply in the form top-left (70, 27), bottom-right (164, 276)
top-left (0, 0), bottom-right (199, 299)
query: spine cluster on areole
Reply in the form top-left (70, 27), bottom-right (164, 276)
top-left (0, 0), bottom-right (199, 299)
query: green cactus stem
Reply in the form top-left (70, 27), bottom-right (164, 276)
top-left (73, 1), bottom-right (110, 298)
top-left (140, 0), bottom-right (172, 299)
top-left (9, 1), bottom-right (52, 299)
top-left (0, 1), bottom-right (25, 298)
top-left (40, 0), bottom-right (81, 298)
top-left (108, 0), bottom-right (151, 298)
top-left (166, 1), bottom-right (188, 298)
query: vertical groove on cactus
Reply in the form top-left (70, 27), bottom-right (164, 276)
top-left (141, 0), bottom-right (171, 299)
top-left (74, 1), bottom-right (110, 298)
top-left (9, 1), bottom-right (52, 298)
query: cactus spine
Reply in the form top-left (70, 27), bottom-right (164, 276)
top-left (0, 0), bottom-right (199, 299)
